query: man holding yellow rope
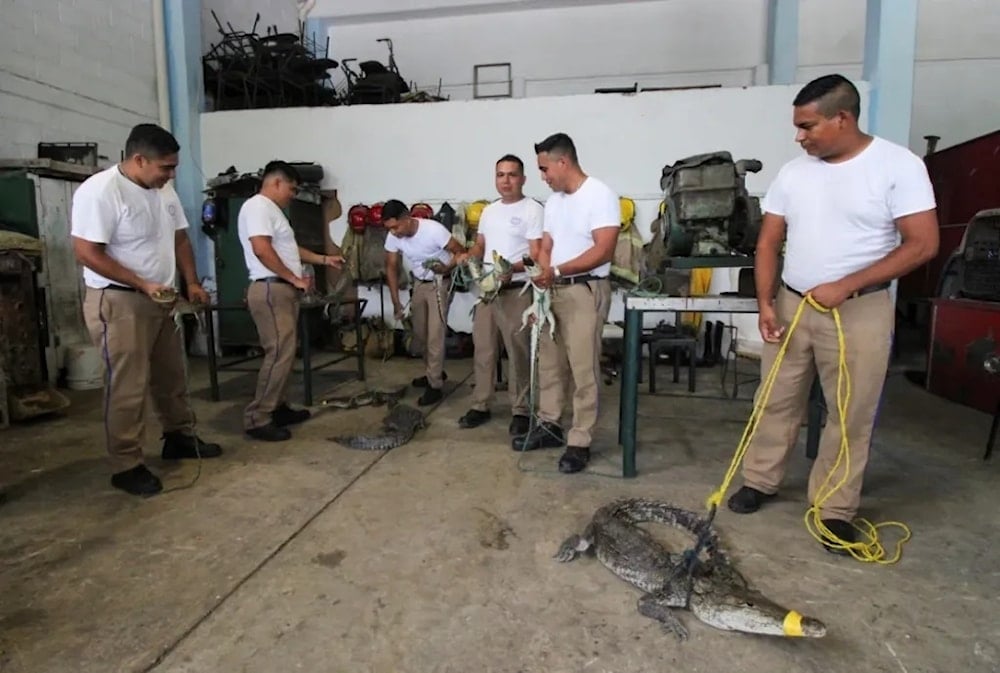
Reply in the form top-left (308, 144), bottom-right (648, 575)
top-left (725, 75), bottom-right (939, 554)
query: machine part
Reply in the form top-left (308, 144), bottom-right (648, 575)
top-left (985, 353), bottom-right (1000, 375)
top-left (37, 142), bottom-right (98, 167)
top-left (659, 152), bottom-right (762, 259)
top-left (952, 209), bottom-right (1000, 301)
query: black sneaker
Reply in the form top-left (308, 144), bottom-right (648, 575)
top-left (511, 422), bottom-right (564, 451)
top-left (418, 386), bottom-right (443, 406)
top-left (558, 445), bottom-right (590, 474)
top-left (819, 518), bottom-right (857, 555)
top-left (458, 409), bottom-right (491, 428)
top-left (412, 372), bottom-right (448, 388)
top-left (726, 486), bottom-right (776, 514)
top-left (508, 415), bottom-right (530, 437)
top-left (246, 422), bottom-right (292, 442)
top-left (273, 403), bottom-right (311, 427)
top-left (111, 464), bottom-right (163, 496)
top-left (161, 431), bottom-right (223, 460)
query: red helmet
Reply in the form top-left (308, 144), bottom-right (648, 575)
top-left (410, 202), bottom-right (434, 219)
top-left (348, 204), bottom-right (369, 232)
top-left (368, 201), bottom-right (385, 227)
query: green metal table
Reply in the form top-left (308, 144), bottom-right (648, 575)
top-left (618, 294), bottom-right (824, 478)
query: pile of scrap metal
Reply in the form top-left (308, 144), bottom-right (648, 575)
top-left (338, 38), bottom-right (448, 106)
top-left (202, 11), bottom-right (340, 111)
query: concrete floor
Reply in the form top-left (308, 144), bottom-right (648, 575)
top-left (1, 349), bottom-right (998, 673)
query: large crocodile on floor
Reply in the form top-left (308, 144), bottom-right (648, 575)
top-left (555, 498), bottom-right (827, 640)
top-left (330, 403), bottom-right (426, 451)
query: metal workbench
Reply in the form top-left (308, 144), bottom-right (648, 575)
top-left (617, 294), bottom-right (824, 478)
top-left (203, 297), bottom-right (368, 406)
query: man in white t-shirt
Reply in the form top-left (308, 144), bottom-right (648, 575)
top-left (452, 154), bottom-right (544, 434)
top-left (511, 133), bottom-right (620, 474)
top-left (238, 161), bottom-right (343, 442)
top-left (725, 74), bottom-right (939, 553)
top-left (383, 200), bottom-right (465, 406)
top-left (71, 123), bottom-right (222, 497)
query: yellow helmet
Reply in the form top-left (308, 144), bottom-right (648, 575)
top-left (619, 196), bottom-right (635, 232)
top-left (464, 200), bottom-right (490, 228)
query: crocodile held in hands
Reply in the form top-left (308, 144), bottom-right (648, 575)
top-left (555, 498), bottom-right (827, 640)
top-left (330, 403), bottom-right (426, 450)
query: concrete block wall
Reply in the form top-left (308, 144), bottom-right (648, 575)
top-left (0, 0), bottom-right (160, 163)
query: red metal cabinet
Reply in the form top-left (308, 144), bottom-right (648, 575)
top-left (899, 130), bottom-right (1000, 301)
top-left (927, 297), bottom-right (1000, 414)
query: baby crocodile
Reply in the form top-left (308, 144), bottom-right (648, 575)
top-left (555, 498), bottom-right (827, 640)
top-left (330, 403), bottom-right (426, 450)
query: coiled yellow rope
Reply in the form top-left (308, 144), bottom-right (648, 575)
top-left (706, 294), bottom-right (911, 564)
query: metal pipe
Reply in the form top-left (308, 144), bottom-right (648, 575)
top-left (153, 0), bottom-right (171, 131)
top-left (924, 134), bottom-right (940, 156)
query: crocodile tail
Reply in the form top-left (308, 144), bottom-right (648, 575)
top-left (330, 433), bottom-right (404, 451)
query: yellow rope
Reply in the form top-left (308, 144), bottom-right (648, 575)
top-left (706, 294), bottom-right (911, 564)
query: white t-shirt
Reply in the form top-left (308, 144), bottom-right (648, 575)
top-left (70, 166), bottom-right (188, 288)
top-left (543, 176), bottom-right (620, 278)
top-left (384, 218), bottom-right (453, 281)
top-left (237, 194), bottom-right (303, 280)
top-left (477, 197), bottom-right (544, 282)
top-left (763, 136), bottom-right (937, 292)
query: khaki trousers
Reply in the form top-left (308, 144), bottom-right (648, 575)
top-left (741, 285), bottom-right (893, 521)
top-left (537, 279), bottom-right (612, 447)
top-left (244, 281), bottom-right (300, 430)
top-left (411, 279), bottom-right (451, 389)
top-left (83, 287), bottom-right (195, 473)
top-left (471, 288), bottom-right (532, 416)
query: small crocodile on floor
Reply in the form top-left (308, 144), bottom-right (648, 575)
top-left (330, 403), bottom-right (426, 450)
top-left (555, 498), bottom-right (827, 640)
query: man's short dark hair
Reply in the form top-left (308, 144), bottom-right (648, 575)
top-left (793, 74), bottom-right (861, 120)
top-left (261, 160), bottom-right (301, 184)
top-left (533, 133), bottom-right (578, 164)
top-left (381, 199), bottom-right (409, 221)
top-left (125, 123), bottom-right (180, 158)
top-left (496, 154), bottom-right (524, 174)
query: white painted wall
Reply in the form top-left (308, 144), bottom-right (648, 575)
top-left (326, 0), bottom-right (766, 100)
top-left (315, 0), bottom-right (1000, 152)
top-left (202, 0), bottom-right (302, 54)
top-left (0, 0), bottom-right (159, 161)
top-left (201, 82), bottom-right (857, 344)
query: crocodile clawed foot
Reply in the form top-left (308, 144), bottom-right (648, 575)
top-left (660, 619), bottom-right (689, 642)
top-left (554, 535), bottom-right (587, 562)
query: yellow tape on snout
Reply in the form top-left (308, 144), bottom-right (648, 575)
top-left (783, 610), bottom-right (804, 636)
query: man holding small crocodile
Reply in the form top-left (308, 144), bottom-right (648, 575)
top-left (383, 199), bottom-right (466, 406)
top-left (512, 133), bottom-right (620, 474)
top-left (453, 154), bottom-right (544, 435)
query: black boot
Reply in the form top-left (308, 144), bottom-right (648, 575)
top-left (697, 322), bottom-right (714, 367)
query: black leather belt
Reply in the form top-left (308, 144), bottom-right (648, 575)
top-left (254, 277), bottom-right (293, 286)
top-left (553, 273), bottom-right (602, 286)
top-left (415, 276), bottom-right (450, 283)
top-left (782, 281), bottom-right (890, 300)
top-left (499, 281), bottom-right (526, 291)
top-left (102, 284), bottom-right (138, 292)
